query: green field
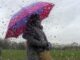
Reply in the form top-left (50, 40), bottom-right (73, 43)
top-left (2, 50), bottom-right (26, 60)
top-left (51, 49), bottom-right (80, 60)
top-left (1, 49), bottom-right (80, 60)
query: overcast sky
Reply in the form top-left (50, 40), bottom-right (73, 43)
top-left (0, 0), bottom-right (80, 44)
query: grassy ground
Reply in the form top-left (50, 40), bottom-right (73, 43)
top-left (51, 49), bottom-right (80, 60)
top-left (2, 49), bottom-right (26, 60)
top-left (1, 49), bottom-right (80, 60)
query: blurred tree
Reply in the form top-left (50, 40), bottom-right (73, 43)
top-left (18, 42), bottom-right (25, 50)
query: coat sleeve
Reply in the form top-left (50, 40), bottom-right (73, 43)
top-left (23, 32), bottom-right (47, 47)
top-left (39, 30), bottom-right (52, 50)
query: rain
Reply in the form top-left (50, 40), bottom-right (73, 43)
top-left (0, 0), bottom-right (80, 60)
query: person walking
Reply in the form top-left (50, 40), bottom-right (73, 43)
top-left (22, 14), bottom-right (52, 60)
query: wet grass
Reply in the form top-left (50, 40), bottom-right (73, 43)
top-left (51, 49), bottom-right (80, 60)
top-left (2, 49), bottom-right (26, 60)
top-left (1, 49), bottom-right (80, 60)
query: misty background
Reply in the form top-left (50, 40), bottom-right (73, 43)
top-left (0, 0), bottom-right (80, 44)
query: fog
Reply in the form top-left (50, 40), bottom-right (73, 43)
top-left (0, 0), bottom-right (80, 44)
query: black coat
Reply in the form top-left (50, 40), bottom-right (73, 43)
top-left (22, 20), bottom-right (49, 51)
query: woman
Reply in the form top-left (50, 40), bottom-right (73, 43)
top-left (22, 14), bottom-right (52, 60)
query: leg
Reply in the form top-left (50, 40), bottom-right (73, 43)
top-left (27, 47), bottom-right (40, 60)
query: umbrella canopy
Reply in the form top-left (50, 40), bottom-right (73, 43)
top-left (5, 2), bottom-right (54, 39)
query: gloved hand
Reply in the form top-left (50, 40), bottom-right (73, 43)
top-left (46, 42), bottom-right (52, 50)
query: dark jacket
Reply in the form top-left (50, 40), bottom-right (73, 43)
top-left (22, 20), bottom-right (49, 51)
top-left (23, 13), bottom-right (52, 51)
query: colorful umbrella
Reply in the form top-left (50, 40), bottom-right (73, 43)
top-left (5, 2), bottom-right (55, 38)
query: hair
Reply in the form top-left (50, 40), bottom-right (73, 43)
top-left (27, 13), bottom-right (40, 25)
top-left (30, 13), bottom-right (40, 22)
top-left (26, 13), bottom-right (43, 29)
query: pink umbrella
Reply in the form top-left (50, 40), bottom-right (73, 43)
top-left (5, 2), bottom-right (55, 39)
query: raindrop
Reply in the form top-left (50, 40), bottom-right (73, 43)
top-left (10, 15), bottom-right (13, 17)
top-left (54, 35), bottom-right (56, 38)
top-left (22, 0), bottom-right (24, 3)
top-left (4, 4), bottom-right (7, 7)
top-left (0, 6), bottom-right (2, 8)
top-left (2, 21), bottom-right (4, 23)
top-left (62, 26), bottom-right (64, 29)
top-left (2, 32), bottom-right (4, 35)
top-left (11, 10), bottom-right (14, 13)
top-left (55, 27), bottom-right (57, 29)
top-left (48, 6), bottom-right (51, 10)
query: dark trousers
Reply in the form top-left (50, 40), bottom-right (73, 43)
top-left (27, 46), bottom-right (40, 60)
